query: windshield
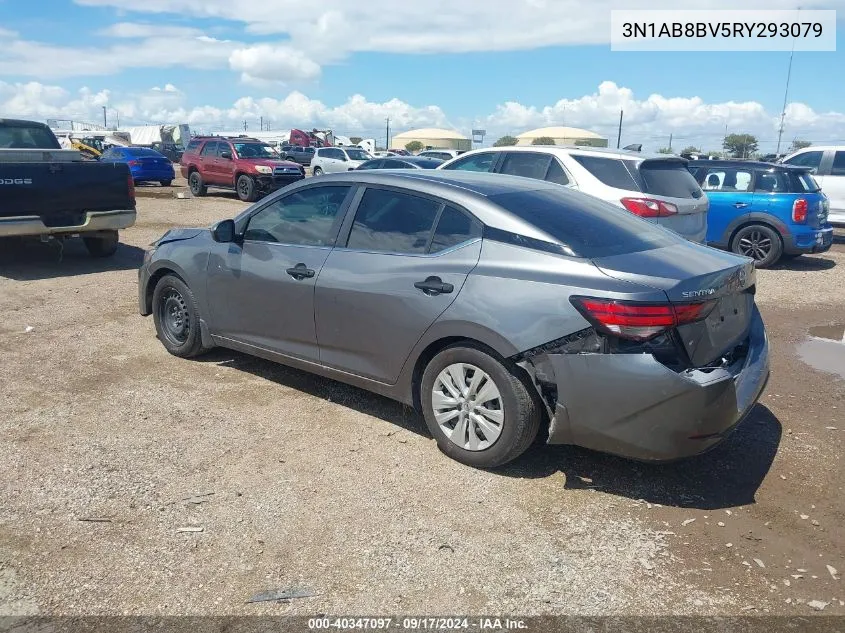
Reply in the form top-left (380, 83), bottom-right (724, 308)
top-left (345, 149), bottom-right (371, 161)
top-left (234, 143), bottom-right (278, 158)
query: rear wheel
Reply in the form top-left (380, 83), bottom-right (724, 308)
top-left (152, 274), bottom-right (206, 358)
top-left (420, 343), bottom-right (541, 468)
top-left (312, 166), bottom-right (323, 176)
top-left (236, 174), bottom-right (257, 202)
top-left (82, 230), bottom-right (119, 257)
top-left (188, 171), bottom-right (207, 196)
top-left (731, 224), bottom-right (782, 268)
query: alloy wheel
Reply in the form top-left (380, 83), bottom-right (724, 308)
top-left (738, 229), bottom-right (772, 261)
top-left (431, 363), bottom-right (504, 451)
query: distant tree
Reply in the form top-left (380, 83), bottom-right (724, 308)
top-left (789, 139), bottom-right (811, 152)
top-left (349, 136), bottom-right (363, 145)
top-left (405, 140), bottom-right (425, 153)
top-left (723, 133), bottom-right (758, 158)
top-left (531, 136), bottom-right (556, 146)
top-left (681, 145), bottom-right (701, 154)
top-left (493, 135), bottom-right (518, 147)
top-left (657, 147), bottom-right (673, 154)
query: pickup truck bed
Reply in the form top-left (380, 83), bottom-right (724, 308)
top-left (0, 119), bottom-right (136, 257)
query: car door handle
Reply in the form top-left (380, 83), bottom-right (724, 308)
top-left (414, 276), bottom-right (454, 296)
top-left (734, 202), bottom-right (750, 209)
top-left (285, 263), bottom-right (315, 280)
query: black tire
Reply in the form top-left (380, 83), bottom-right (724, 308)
top-left (188, 171), bottom-right (207, 196)
top-left (82, 231), bottom-right (119, 257)
top-left (151, 274), bottom-right (207, 358)
top-left (236, 174), bottom-right (257, 202)
top-left (160, 179), bottom-right (173, 187)
top-left (731, 224), bottom-right (783, 269)
top-left (420, 343), bottom-right (541, 468)
top-left (312, 166), bottom-right (323, 176)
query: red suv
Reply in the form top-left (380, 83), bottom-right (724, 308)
top-left (180, 137), bottom-right (304, 202)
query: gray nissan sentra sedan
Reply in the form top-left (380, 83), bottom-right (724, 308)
top-left (139, 171), bottom-right (770, 468)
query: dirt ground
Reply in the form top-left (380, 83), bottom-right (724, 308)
top-left (1, 178), bottom-right (844, 617)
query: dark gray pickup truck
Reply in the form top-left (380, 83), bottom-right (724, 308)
top-left (0, 118), bottom-right (136, 257)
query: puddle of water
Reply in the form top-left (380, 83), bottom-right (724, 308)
top-left (808, 324), bottom-right (845, 342)
top-left (797, 324), bottom-right (845, 379)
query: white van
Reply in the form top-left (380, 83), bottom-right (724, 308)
top-left (781, 146), bottom-right (845, 224)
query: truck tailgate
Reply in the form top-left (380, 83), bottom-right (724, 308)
top-left (0, 161), bottom-right (134, 225)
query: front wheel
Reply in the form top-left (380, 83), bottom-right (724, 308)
top-left (312, 166), bottom-right (323, 176)
top-left (188, 171), bottom-right (207, 196)
top-left (151, 274), bottom-right (207, 358)
top-left (82, 230), bottom-right (119, 257)
top-left (420, 343), bottom-right (541, 468)
top-left (236, 174), bottom-right (257, 202)
top-left (731, 224), bottom-right (782, 268)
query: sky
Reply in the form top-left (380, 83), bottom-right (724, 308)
top-left (0, 0), bottom-right (844, 152)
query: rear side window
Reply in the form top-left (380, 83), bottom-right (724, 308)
top-left (200, 141), bottom-right (217, 157)
top-left (637, 161), bottom-right (703, 199)
top-left (499, 152), bottom-right (552, 180)
top-left (571, 155), bottom-right (638, 190)
top-left (701, 167), bottom-right (752, 192)
top-left (430, 206), bottom-right (481, 253)
top-left (488, 188), bottom-right (680, 259)
top-left (346, 189), bottom-right (441, 254)
top-left (545, 159), bottom-right (570, 185)
top-left (753, 170), bottom-right (791, 193)
top-left (832, 151), bottom-right (845, 176)
top-left (784, 150), bottom-right (824, 170)
top-left (185, 139), bottom-right (202, 154)
top-left (443, 152), bottom-right (498, 172)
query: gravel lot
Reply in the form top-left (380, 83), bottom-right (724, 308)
top-left (1, 179), bottom-right (844, 616)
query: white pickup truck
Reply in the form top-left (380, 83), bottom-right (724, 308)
top-left (781, 146), bottom-right (845, 225)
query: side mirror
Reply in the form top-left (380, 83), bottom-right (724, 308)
top-left (212, 219), bottom-right (237, 243)
top-left (220, 151), bottom-right (232, 160)
top-left (809, 167), bottom-right (818, 175)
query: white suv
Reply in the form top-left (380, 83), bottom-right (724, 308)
top-left (438, 146), bottom-right (708, 243)
top-left (781, 146), bottom-right (845, 225)
top-left (417, 149), bottom-right (465, 161)
top-left (311, 147), bottom-right (373, 175)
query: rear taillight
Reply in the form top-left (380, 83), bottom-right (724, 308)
top-left (571, 297), bottom-right (717, 342)
top-left (621, 197), bottom-right (678, 218)
top-left (128, 174), bottom-right (135, 204)
top-left (127, 160), bottom-right (140, 167)
top-left (792, 198), bottom-right (808, 223)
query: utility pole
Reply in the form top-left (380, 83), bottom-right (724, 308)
top-left (668, 133), bottom-right (673, 153)
top-left (385, 117), bottom-right (391, 149)
top-left (260, 116), bottom-right (264, 131)
top-left (616, 110), bottom-right (623, 148)
top-left (776, 41), bottom-right (796, 155)
top-left (243, 120), bottom-right (248, 132)
top-left (102, 106), bottom-right (107, 128)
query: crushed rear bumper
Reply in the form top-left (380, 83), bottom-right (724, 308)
top-left (539, 307), bottom-right (769, 461)
top-left (0, 209), bottom-right (136, 238)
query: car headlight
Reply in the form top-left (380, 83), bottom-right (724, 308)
top-left (254, 165), bottom-right (273, 174)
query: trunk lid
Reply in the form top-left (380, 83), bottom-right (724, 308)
top-left (592, 243), bottom-right (756, 366)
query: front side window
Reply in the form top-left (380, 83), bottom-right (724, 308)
top-left (199, 141), bottom-right (218, 157)
top-left (442, 152), bottom-right (498, 172)
top-left (346, 188), bottom-right (441, 254)
top-left (784, 150), bottom-right (824, 170)
top-left (217, 142), bottom-right (233, 157)
top-left (357, 160), bottom-right (382, 170)
top-left (243, 185), bottom-right (351, 246)
top-left (499, 152), bottom-right (553, 180)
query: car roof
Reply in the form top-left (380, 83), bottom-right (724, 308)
top-left (394, 156), bottom-right (444, 164)
top-left (690, 159), bottom-right (812, 171)
top-left (785, 145), bottom-right (844, 152)
top-left (0, 118), bottom-right (52, 129)
top-left (453, 144), bottom-right (671, 161)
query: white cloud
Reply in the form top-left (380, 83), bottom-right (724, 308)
top-left (2, 80), bottom-right (843, 151)
top-left (98, 22), bottom-right (203, 38)
top-left (229, 45), bottom-right (322, 85)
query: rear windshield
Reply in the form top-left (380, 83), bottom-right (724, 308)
top-left (126, 147), bottom-right (161, 157)
top-left (0, 124), bottom-right (61, 149)
top-left (637, 161), bottom-right (703, 199)
top-left (489, 188), bottom-right (681, 259)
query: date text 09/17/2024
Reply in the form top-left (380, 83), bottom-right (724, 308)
top-left (307, 617), bottom-right (528, 630)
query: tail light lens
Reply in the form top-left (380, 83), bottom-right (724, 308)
top-left (792, 198), bottom-right (808, 223)
top-left (571, 297), bottom-right (717, 342)
top-left (621, 197), bottom-right (678, 218)
top-left (127, 160), bottom-right (140, 167)
top-left (127, 173), bottom-right (135, 204)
